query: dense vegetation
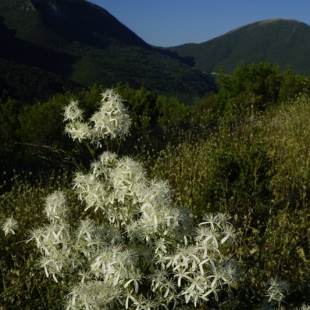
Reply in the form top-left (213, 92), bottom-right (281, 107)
top-left (168, 19), bottom-right (310, 75)
top-left (1, 62), bottom-right (310, 309)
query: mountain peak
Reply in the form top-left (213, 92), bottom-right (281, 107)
top-left (258, 18), bottom-right (296, 24)
top-left (169, 18), bottom-right (310, 75)
top-left (226, 18), bottom-right (305, 35)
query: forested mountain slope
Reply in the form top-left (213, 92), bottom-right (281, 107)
top-left (168, 19), bottom-right (310, 75)
top-left (0, 0), bottom-right (216, 101)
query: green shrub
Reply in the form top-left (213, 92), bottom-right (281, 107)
top-left (146, 107), bottom-right (310, 308)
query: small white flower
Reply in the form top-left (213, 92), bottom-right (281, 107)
top-left (124, 269), bottom-right (142, 293)
top-left (2, 216), bottom-right (18, 236)
top-left (64, 121), bottom-right (91, 142)
top-left (89, 89), bottom-right (131, 143)
top-left (63, 100), bottom-right (84, 122)
top-left (199, 214), bottom-right (223, 231)
top-left (266, 277), bottom-right (290, 305)
top-left (201, 285), bottom-right (220, 302)
top-left (220, 223), bottom-right (237, 245)
top-left (76, 219), bottom-right (96, 242)
top-left (44, 191), bottom-right (68, 223)
top-left (174, 268), bottom-right (192, 287)
top-left (99, 151), bottom-right (118, 166)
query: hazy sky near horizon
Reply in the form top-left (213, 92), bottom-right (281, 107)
top-left (88, 0), bottom-right (310, 47)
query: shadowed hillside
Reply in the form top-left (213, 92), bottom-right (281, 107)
top-left (0, 0), bottom-right (216, 102)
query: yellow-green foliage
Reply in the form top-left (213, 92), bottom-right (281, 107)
top-left (147, 136), bottom-right (215, 218)
top-left (266, 95), bottom-right (310, 204)
top-left (0, 170), bottom-right (76, 309)
top-left (147, 118), bottom-right (269, 218)
top-left (145, 97), bottom-right (310, 307)
top-left (1, 92), bottom-right (310, 309)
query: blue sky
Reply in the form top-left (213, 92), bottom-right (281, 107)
top-left (88, 0), bottom-right (310, 47)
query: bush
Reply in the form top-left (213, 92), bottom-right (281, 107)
top-left (2, 89), bottom-right (241, 310)
top-left (2, 88), bottom-right (309, 309)
top-left (146, 105), bottom-right (310, 308)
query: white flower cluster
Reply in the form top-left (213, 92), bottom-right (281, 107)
top-left (2, 216), bottom-right (18, 236)
top-left (295, 304), bottom-right (310, 310)
top-left (266, 278), bottom-right (290, 307)
top-left (64, 89), bottom-right (131, 146)
top-left (29, 89), bottom-right (240, 309)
